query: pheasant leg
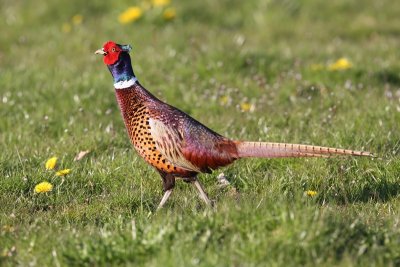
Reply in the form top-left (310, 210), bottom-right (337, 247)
top-left (157, 189), bottom-right (173, 210)
top-left (192, 180), bottom-right (212, 206)
top-left (156, 171), bottom-right (176, 210)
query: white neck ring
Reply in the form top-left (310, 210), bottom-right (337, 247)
top-left (114, 77), bottom-right (137, 89)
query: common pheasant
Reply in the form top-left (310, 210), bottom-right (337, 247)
top-left (95, 41), bottom-right (372, 209)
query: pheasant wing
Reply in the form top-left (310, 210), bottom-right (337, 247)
top-left (149, 118), bottom-right (201, 172)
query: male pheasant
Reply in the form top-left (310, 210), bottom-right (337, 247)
top-left (95, 41), bottom-right (372, 209)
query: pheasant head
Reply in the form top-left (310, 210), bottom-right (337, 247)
top-left (95, 41), bottom-right (136, 88)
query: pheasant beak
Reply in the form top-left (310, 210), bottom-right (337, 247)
top-left (94, 48), bottom-right (107, 55)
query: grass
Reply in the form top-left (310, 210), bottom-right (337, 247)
top-left (1, 0), bottom-right (400, 265)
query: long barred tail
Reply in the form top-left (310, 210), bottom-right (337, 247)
top-left (235, 141), bottom-right (372, 158)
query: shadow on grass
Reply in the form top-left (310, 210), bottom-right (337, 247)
top-left (347, 180), bottom-right (400, 203)
top-left (376, 70), bottom-right (400, 86)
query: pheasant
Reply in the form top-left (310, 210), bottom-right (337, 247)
top-left (95, 41), bottom-right (372, 209)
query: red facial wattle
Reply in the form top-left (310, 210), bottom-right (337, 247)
top-left (103, 41), bottom-right (122, 65)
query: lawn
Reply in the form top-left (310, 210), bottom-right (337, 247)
top-left (1, 0), bottom-right (400, 266)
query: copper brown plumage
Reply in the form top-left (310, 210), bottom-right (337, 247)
top-left (115, 85), bottom-right (238, 177)
top-left (95, 41), bottom-right (372, 209)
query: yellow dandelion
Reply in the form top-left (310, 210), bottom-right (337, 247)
top-left (306, 190), bottom-right (317, 197)
top-left (45, 157), bottom-right (57, 170)
top-left (328, 58), bottom-right (352, 71)
top-left (72, 14), bottom-right (83, 25)
top-left (62, 23), bottom-right (72, 33)
top-left (163, 7), bottom-right (176, 21)
top-left (34, 182), bottom-right (53, 193)
top-left (152, 0), bottom-right (170, 7)
top-left (219, 95), bottom-right (229, 106)
top-left (240, 102), bottom-right (254, 112)
top-left (56, 169), bottom-right (71, 176)
top-left (118, 7), bottom-right (143, 24)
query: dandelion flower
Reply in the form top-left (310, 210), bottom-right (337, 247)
top-left (34, 182), bottom-right (53, 193)
top-left (62, 23), bottom-right (72, 33)
top-left (328, 58), bottom-right (352, 71)
top-left (240, 102), bottom-right (254, 112)
top-left (163, 7), bottom-right (176, 21)
top-left (56, 169), bottom-right (71, 176)
top-left (306, 190), bottom-right (317, 197)
top-left (219, 95), bottom-right (229, 106)
top-left (152, 0), bottom-right (170, 7)
top-left (72, 14), bottom-right (83, 25)
top-left (45, 157), bottom-right (57, 170)
top-left (118, 7), bottom-right (143, 24)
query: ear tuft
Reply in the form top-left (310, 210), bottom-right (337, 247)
top-left (119, 44), bottom-right (132, 53)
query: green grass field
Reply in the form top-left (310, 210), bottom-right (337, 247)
top-left (1, 0), bottom-right (400, 266)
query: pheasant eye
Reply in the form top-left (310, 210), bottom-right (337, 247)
top-left (111, 47), bottom-right (116, 52)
